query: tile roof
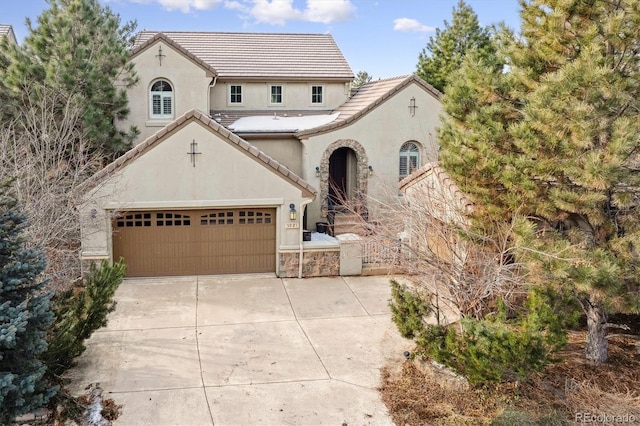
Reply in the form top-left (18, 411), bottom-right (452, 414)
top-left (130, 33), bottom-right (218, 77)
top-left (0, 24), bottom-right (15, 41)
top-left (80, 109), bottom-right (317, 198)
top-left (134, 31), bottom-right (353, 80)
top-left (296, 74), bottom-right (442, 137)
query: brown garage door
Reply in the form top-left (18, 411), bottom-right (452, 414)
top-left (112, 209), bottom-right (276, 277)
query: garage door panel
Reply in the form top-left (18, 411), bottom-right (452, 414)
top-left (113, 209), bottom-right (276, 277)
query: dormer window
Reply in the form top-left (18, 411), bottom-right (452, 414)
top-left (150, 79), bottom-right (173, 119)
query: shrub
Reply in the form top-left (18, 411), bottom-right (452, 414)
top-left (43, 260), bottom-right (126, 379)
top-left (389, 279), bottom-right (570, 385)
top-left (389, 279), bottom-right (431, 339)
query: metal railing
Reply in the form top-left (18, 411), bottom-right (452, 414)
top-left (361, 238), bottom-right (401, 266)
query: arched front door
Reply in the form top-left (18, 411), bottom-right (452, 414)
top-left (329, 147), bottom-right (357, 206)
top-left (319, 139), bottom-right (369, 219)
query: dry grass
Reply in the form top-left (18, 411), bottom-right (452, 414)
top-left (380, 331), bottom-right (640, 425)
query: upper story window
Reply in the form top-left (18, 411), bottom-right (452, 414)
top-left (399, 142), bottom-right (420, 180)
top-left (150, 79), bottom-right (173, 119)
top-left (270, 85), bottom-right (283, 104)
top-left (311, 85), bottom-right (324, 104)
top-left (229, 85), bottom-right (243, 104)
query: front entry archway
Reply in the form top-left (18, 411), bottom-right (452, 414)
top-left (329, 147), bottom-right (357, 206)
top-left (319, 139), bottom-right (369, 218)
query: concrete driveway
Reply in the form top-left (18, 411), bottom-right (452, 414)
top-left (67, 274), bottom-right (411, 426)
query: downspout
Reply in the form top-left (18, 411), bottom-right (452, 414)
top-left (298, 198), bottom-right (313, 279)
top-left (207, 76), bottom-right (217, 115)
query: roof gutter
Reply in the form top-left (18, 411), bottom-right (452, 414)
top-left (207, 76), bottom-right (217, 116)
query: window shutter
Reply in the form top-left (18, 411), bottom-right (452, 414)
top-left (399, 156), bottom-right (408, 177)
top-left (163, 96), bottom-right (172, 114)
top-left (410, 155), bottom-right (418, 172)
top-left (152, 95), bottom-right (161, 115)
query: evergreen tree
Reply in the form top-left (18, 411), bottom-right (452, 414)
top-left (352, 70), bottom-right (373, 88)
top-left (439, 0), bottom-right (640, 363)
top-left (416, 0), bottom-right (496, 93)
top-left (0, 0), bottom-right (138, 160)
top-left (0, 180), bottom-right (55, 423)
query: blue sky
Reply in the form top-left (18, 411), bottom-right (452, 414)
top-left (3, 0), bottom-right (522, 78)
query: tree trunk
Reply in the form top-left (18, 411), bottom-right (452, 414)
top-left (585, 296), bottom-right (608, 363)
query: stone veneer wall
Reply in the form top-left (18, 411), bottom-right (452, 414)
top-left (279, 250), bottom-right (340, 278)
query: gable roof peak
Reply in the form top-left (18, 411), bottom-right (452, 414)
top-left (80, 109), bottom-right (316, 197)
top-left (296, 74), bottom-right (441, 137)
top-left (130, 32), bottom-right (218, 77)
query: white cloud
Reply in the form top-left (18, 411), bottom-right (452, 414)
top-left (224, 0), bottom-right (247, 11)
top-left (128, 0), bottom-right (223, 13)
top-left (393, 17), bottom-right (434, 33)
top-left (226, 0), bottom-right (354, 25)
top-left (249, 0), bottom-right (303, 25)
top-left (114, 0), bottom-right (355, 24)
top-left (302, 0), bottom-right (355, 24)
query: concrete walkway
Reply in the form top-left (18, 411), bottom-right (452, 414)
top-left (67, 274), bottom-right (411, 426)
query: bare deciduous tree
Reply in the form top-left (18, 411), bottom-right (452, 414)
top-left (335, 166), bottom-right (528, 323)
top-left (0, 83), bottom-right (101, 291)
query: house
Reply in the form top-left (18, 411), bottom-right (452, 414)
top-left (80, 31), bottom-right (443, 278)
top-left (0, 24), bottom-right (17, 45)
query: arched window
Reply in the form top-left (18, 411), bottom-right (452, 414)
top-left (150, 80), bottom-right (173, 119)
top-left (399, 142), bottom-right (420, 180)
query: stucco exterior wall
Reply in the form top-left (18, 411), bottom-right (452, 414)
top-left (244, 137), bottom-right (303, 176)
top-left (301, 83), bottom-right (443, 228)
top-left (116, 40), bottom-right (212, 143)
top-left (210, 81), bottom-right (350, 111)
top-left (80, 120), bottom-right (312, 268)
top-left (403, 168), bottom-right (471, 225)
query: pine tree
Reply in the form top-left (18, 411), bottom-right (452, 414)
top-left (0, 180), bottom-right (55, 423)
top-left (352, 70), bottom-right (373, 88)
top-left (0, 0), bottom-right (138, 160)
top-left (439, 0), bottom-right (640, 363)
top-left (416, 0), bottom-right (496, 93)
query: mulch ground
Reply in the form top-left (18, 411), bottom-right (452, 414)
top-left (380, 326), bottom-right (640, 425)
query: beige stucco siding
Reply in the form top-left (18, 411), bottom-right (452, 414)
top-left (116, 40), bottom-right (212, 143)
top-left (210, 81), bottom-right (350, 111)
top-left (81, 120), bottom-right (312, 263)
top-left (302, 83), bottom-right (442, 227)
top-left (244, 137), bottom-right (303, 176)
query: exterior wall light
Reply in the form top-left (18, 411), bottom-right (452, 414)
top-left (368, 165), bottom-right (374, 176)
top-left (289, 203), bottom-right (297, 221)
top-left (315, 166), bottom-right (321, 177)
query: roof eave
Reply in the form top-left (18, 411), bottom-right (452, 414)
top-left (219, 76), bottom-right (353, 83)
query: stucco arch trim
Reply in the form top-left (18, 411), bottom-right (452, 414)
top-left (319, 139), bottom-right (369, 217)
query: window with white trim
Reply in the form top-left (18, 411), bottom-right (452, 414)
top-left (229, 85), bottom-right (243, 104)
top-left (270, 85), bottom-right (283, 104)
top-left (311, 85), bottom-right (323, 104)
top-left (399, 142), bottom-right (420, 180)
top-left (150, 80), bottom-right (173, 119)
